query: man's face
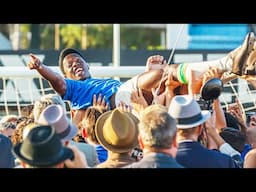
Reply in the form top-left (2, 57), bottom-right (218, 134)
top-left (249, 113), bottom-right (256, 129)
top-left (62, 53), bottom-right (91, 80)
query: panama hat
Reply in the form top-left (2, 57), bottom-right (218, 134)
top-left (168, 95), bottom-right (211, 129)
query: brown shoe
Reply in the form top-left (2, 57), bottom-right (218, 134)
top-left (231, 32), bottom-right (255, 76)
top-left (244, 41), bottom-right (256, 75)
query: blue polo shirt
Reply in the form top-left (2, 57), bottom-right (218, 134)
top-left (63, 78), bottom-right (122, 110)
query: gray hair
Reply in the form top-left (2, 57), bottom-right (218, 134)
top-left (138, 104), bottom-right (177, 149)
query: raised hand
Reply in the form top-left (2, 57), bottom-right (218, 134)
top-left (145, 55), bottom-right (167, 72)
top-left (92, 94), bottom-right (109, 113)
top-left (27, 53), bottom-right (42, 70)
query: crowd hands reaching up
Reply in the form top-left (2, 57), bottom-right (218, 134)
top-left (2, 32), bottom-right (256, 168)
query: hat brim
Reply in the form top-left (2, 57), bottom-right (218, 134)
top-left (95, 111), bottom-right (139, 153)
top-left (60, 122), bottom-right (78, 142)
top-left (176, 110), bottom-right (211, 129)
top-left (12, 144), bottom-right (73, 167)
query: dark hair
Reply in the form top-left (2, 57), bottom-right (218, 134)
top-left (224, 112), bottom-right (240, 130)
top-left (83, 107), bottom-right (104, 144)
top-left (58, 48), bottom-right (86, 75)
top-left (219, 127), bottom-right (246, 153)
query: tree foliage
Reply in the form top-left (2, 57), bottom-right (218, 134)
top-left (0, 24), bottom-right (165, 50)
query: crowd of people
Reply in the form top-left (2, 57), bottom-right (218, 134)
top-left (1, 32), bottom-right (256, 168)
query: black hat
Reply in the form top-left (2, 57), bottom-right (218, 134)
top-left (224, 112), bottom-right (240, 130)
top-left (219, 127), bottom-right (246, 153)
top-left (58, 48), bottom-right (86, 74)
top-left (12, 125), bottom-right (73, 167)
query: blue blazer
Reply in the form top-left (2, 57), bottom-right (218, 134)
top-left (176, 141), bottom-right (239, 168)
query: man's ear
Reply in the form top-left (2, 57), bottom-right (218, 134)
top-left (172, 133), bottom-right (178, 148)
top-left (81, 127), bottom-right (87, 139)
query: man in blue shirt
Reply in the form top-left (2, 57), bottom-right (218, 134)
top-left (27, 48), bottom-right (166, 110)
top-left (27, 32), bottom-right (256, 111)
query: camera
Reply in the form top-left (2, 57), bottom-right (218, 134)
top-left (197, 97), bottom-right (213, 111)
top-left (130, 147), bottom-right (143, 161)
top-left (197, 78), bottom-right (223, 111)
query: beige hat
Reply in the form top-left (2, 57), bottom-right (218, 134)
top-left (95, 108), bottom-right (139, 153)
top-left (168, 95), bottom-right (211, 129)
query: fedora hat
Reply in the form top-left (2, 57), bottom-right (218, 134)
top-left (95, 108), bottom-right (139, 153)
top-left (13, 125), bottom-right (73, 167)
top-left (168, 95), bottom-right (211, 129)
top-left (37, 104), bottom-right (78, 141)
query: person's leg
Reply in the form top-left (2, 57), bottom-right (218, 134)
top-left (115, 32), bottom-right (256, 106)
top-left (174, 32), bottom-right (256, 85)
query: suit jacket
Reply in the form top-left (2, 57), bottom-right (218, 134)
top-left (176, 141), bottom-right (239, 168)
top-left (69, 140), bottom-right (99, 167)
top-left (124, 152), bottom-right (184, 168)
top-left (96, 153), bottom-right (135, 168)
top-left (0, 134), bottom-right (15, 168)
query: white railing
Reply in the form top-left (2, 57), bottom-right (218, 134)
top-left (0, 66), bottom-right (145, 78)
top-left (0, 66), bottom-right (255, 117)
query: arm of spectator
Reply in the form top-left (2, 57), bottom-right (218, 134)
top-left (205, 118), bottom-right (241, 159)
top-left (188, 69), bottom-right (203, 96)
top-left (71, 109), bottom-right (86, 128)
top-left (188, 66), bottom-right (223, 96)
top-left (118, 101), bottom-right (132, 113)
top-left (27, 53), bottom-right (66, 96)
top-left (92, 94), bottom-right (109, 113)
top-left (151, 87), bottom-right (166, 106)
top-left (145, 55), bottom-right (167, 72)
top-left (227, 98), bottom-right (248, 135)
top-left (64, 144), bottom-right (88, 168)
top-left (131, 89), bottom-right (148, 113)
top-left (212, 99), bottom-right (227, 132)
top-left (201, 67), bottom-right (227, 131)
top-left (202, 67), bottom-right (223, 85)
top-left (202, 114), bottom-right (219, 150)
top-left (165, 73), bottom-right (180, 108)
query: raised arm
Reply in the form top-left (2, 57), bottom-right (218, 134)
top-left (27, 53), bottom-right (66, 96)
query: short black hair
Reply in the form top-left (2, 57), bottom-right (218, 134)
top-left (224, 112), bottom-right (240, 130)
top-left (58, 48), bottom-right (86, 75)
top-left (219, 127), bottom-right (246, 153)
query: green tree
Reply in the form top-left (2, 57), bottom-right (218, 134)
top-left (120, 26), bottom-right (164, 50)
top-left (19, 24), bottom-right (31, 49)
top-left (9, 24), bottom-right (165, 50)
top-left (87, 24), bottom-right (113, 49)
top-left (60, 24), bottom-right (82, 48)
top-left (41, 24), bottom-right (55, 49)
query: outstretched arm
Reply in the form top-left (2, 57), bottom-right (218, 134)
top-left (27, 53), bottom-right (66, 96)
